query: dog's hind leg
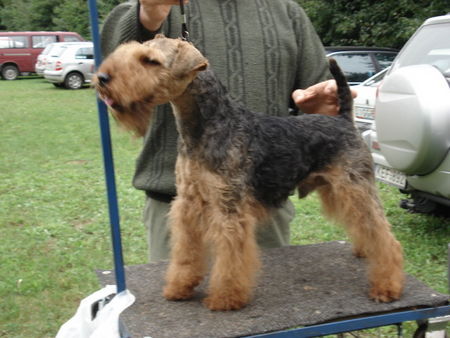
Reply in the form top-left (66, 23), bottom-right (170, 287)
top-left (163, 194), bottom-right (207, 301)
top-left (202, 202), bottom-right (262, 311)
top-left (312, 164), bottom-right (404, 302)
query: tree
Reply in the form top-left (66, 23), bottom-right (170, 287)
top-left (53, 0), bottom-right (91, 38)
top-left (52, 0), bottom-right (122, 39)
top-left (0, 0), bottom-right (34, 31)
top-left (30, 0), bottom-right (60, 31)
top-left (0, 0), bottom-right (5, 29)
top-left (299, 0), bottom-right (449, 49)
top-left (0, 0), bottom-right (122, 38)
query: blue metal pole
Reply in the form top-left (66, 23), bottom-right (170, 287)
top-left (87, 0), bottom-right (126, 293)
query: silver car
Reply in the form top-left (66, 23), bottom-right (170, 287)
top-left (365, 14), bottom-right (450, 213)
top-left (43, 41), bottom-right (94, 89)
top-left (35, 43), bottom-right (56, 76)
top-left (352, 67), bottom-right (389, 132)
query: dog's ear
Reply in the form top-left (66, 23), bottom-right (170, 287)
top-left (172, 42), bottom-right (208, 78)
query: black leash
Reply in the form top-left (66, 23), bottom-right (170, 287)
top-left (179, 0), bottom-right (190, 41)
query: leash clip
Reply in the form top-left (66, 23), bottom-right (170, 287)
top-left (179, 0), bottom-right (190, 42)
top-left (181, 23), bottom-right (190, 42)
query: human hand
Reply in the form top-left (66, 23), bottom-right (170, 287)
top-left (140, 0), bottom-right (189, 32)
top-left (292, 80), bottom-right (357, 116)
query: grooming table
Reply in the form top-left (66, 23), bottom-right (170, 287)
top-left (97, 241), bottom-right (449, 337)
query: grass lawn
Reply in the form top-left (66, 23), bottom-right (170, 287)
top-left (0, 77), bottom-right (449, 337)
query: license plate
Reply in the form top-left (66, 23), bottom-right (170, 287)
top-left (375, 165), bottom-right (407, 189)
top-left (354, 106), bottom-right (374, 120)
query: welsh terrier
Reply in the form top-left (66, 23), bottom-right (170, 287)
top-left (94, 35), bottom-right (404, 311)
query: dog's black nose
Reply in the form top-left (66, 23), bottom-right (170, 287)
top-left (97, 72), bottom-right (110, 85)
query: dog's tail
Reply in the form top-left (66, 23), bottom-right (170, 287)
top-left (329, 58), bottom-right (353, 121)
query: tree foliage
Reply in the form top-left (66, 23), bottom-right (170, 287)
top-left (298, 0), bottom-right (449, 48)
top-left (0, 0), bottom-right (123, 39)
top-left (0, 0), bottom-right (448, 47)
top-left (53, 0), bottom-right (91, 38)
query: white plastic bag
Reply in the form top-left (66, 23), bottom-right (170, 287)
top-left (56, 285), bottom-right (135, 338)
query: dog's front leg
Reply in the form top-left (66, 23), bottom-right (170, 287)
top-left (163, 195), bottom-right (206, 301)
top-left (203, 205), bottom-right (260, 311)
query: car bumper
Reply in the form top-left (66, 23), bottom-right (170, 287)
top-left (43, 70), bottom-right (64, 83)
top-left (367, 128), bottom-right (450, 199)
top-left (35, 66), bottom-right (45, 75)
top-left (406, 154), bottom-right (450, 199)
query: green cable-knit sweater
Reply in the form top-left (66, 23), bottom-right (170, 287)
top-left (101, 0), bottom-right (330, 197)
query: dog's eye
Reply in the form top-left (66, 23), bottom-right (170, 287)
top-left (141, 56), bottom-right (161, 66)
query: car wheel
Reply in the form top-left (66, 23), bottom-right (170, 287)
top-left (400, 194), bottom-right (437, 214)
top-left (412, 195), bottom-right (437, 214)
top-left (64, 72), bottom-right (84, 89)
top-left (1, 65), bottom-right (19, 80)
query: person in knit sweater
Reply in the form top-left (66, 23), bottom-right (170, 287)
top-left (101, 0), bottom-right (343, 261)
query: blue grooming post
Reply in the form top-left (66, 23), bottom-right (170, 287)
top-left (87, 0), bottom-right (126, 293)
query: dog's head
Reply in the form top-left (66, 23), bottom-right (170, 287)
top-left (93, 35), bottom-right (208, 137)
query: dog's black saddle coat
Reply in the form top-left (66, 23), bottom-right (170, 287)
top-left (181, 59), bottom-right (358, 208)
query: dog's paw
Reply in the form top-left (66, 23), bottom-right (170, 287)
top-left (203, 294), bottom-right (249, 311)
top-left (369, 284), bottom-right (403, 303)
top-left (369, 264), bottom-right (404, 303)
top-left (163, 284), bottom-right (195, 301)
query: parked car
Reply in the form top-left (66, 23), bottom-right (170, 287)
top-left (35, 43), bottom-right (56, 76)
top-left (365, 14), bottom-right (450, 213)
top-left (352, 68), bottom-right (389, 132)
top-left (43, 42), bottom-right (94, 89)
top-left (0, 31), bottom-right (84, 80)
top-left (325, 47), bottom-right (397, 85)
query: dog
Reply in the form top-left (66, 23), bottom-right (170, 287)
top-left (94, 35), bottom-right (404, 311)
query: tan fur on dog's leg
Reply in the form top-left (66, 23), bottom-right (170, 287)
top-left (315, 165), bottom-right (404, 302)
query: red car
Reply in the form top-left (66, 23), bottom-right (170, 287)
top-left (0, 31), bottom-right (84, 80)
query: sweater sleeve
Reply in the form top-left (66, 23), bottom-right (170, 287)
top-left (100, 1), bottom-right (160, 57)
top-left (287, 1), bottom-right (331, 90)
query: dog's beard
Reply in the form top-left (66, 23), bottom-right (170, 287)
top-left (109, 104), bottom-right (153, 137)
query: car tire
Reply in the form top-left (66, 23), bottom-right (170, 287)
top-left (64, 72), bottom-right (84, 89)
top-left (411, 194), bottom-right (437, 214)
top-left (400, 194), bottom-right (437, 214)
top-left (1, 65), bottom-right (19, 80)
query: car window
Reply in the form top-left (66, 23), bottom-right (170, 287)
top-left (75, 47), bottom-right (94, 59)
top-left (40, 44), bottom-right (54, 55)
top-left (0, 37), bottom-right (12, 48)
top-left (49, 45), bottom-right (68, 57)
top-left (374, 53), bottom-right (396, 69)
top-left (392, 22), bottom-right (450, 75)
top-left (0, 35), bottom-right (28, 48)
top-left (64, 36), bottom-right (82, 42)
top-left (332, 53), bottom-right (377, 83)
top-left (32, 35), bottom-right (57, 48)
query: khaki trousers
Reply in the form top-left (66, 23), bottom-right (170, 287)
top-left (143, 196), bottom-right (295, 262)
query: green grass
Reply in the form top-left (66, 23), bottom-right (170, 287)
top-left (0, 78), bottom-right (449, 337)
